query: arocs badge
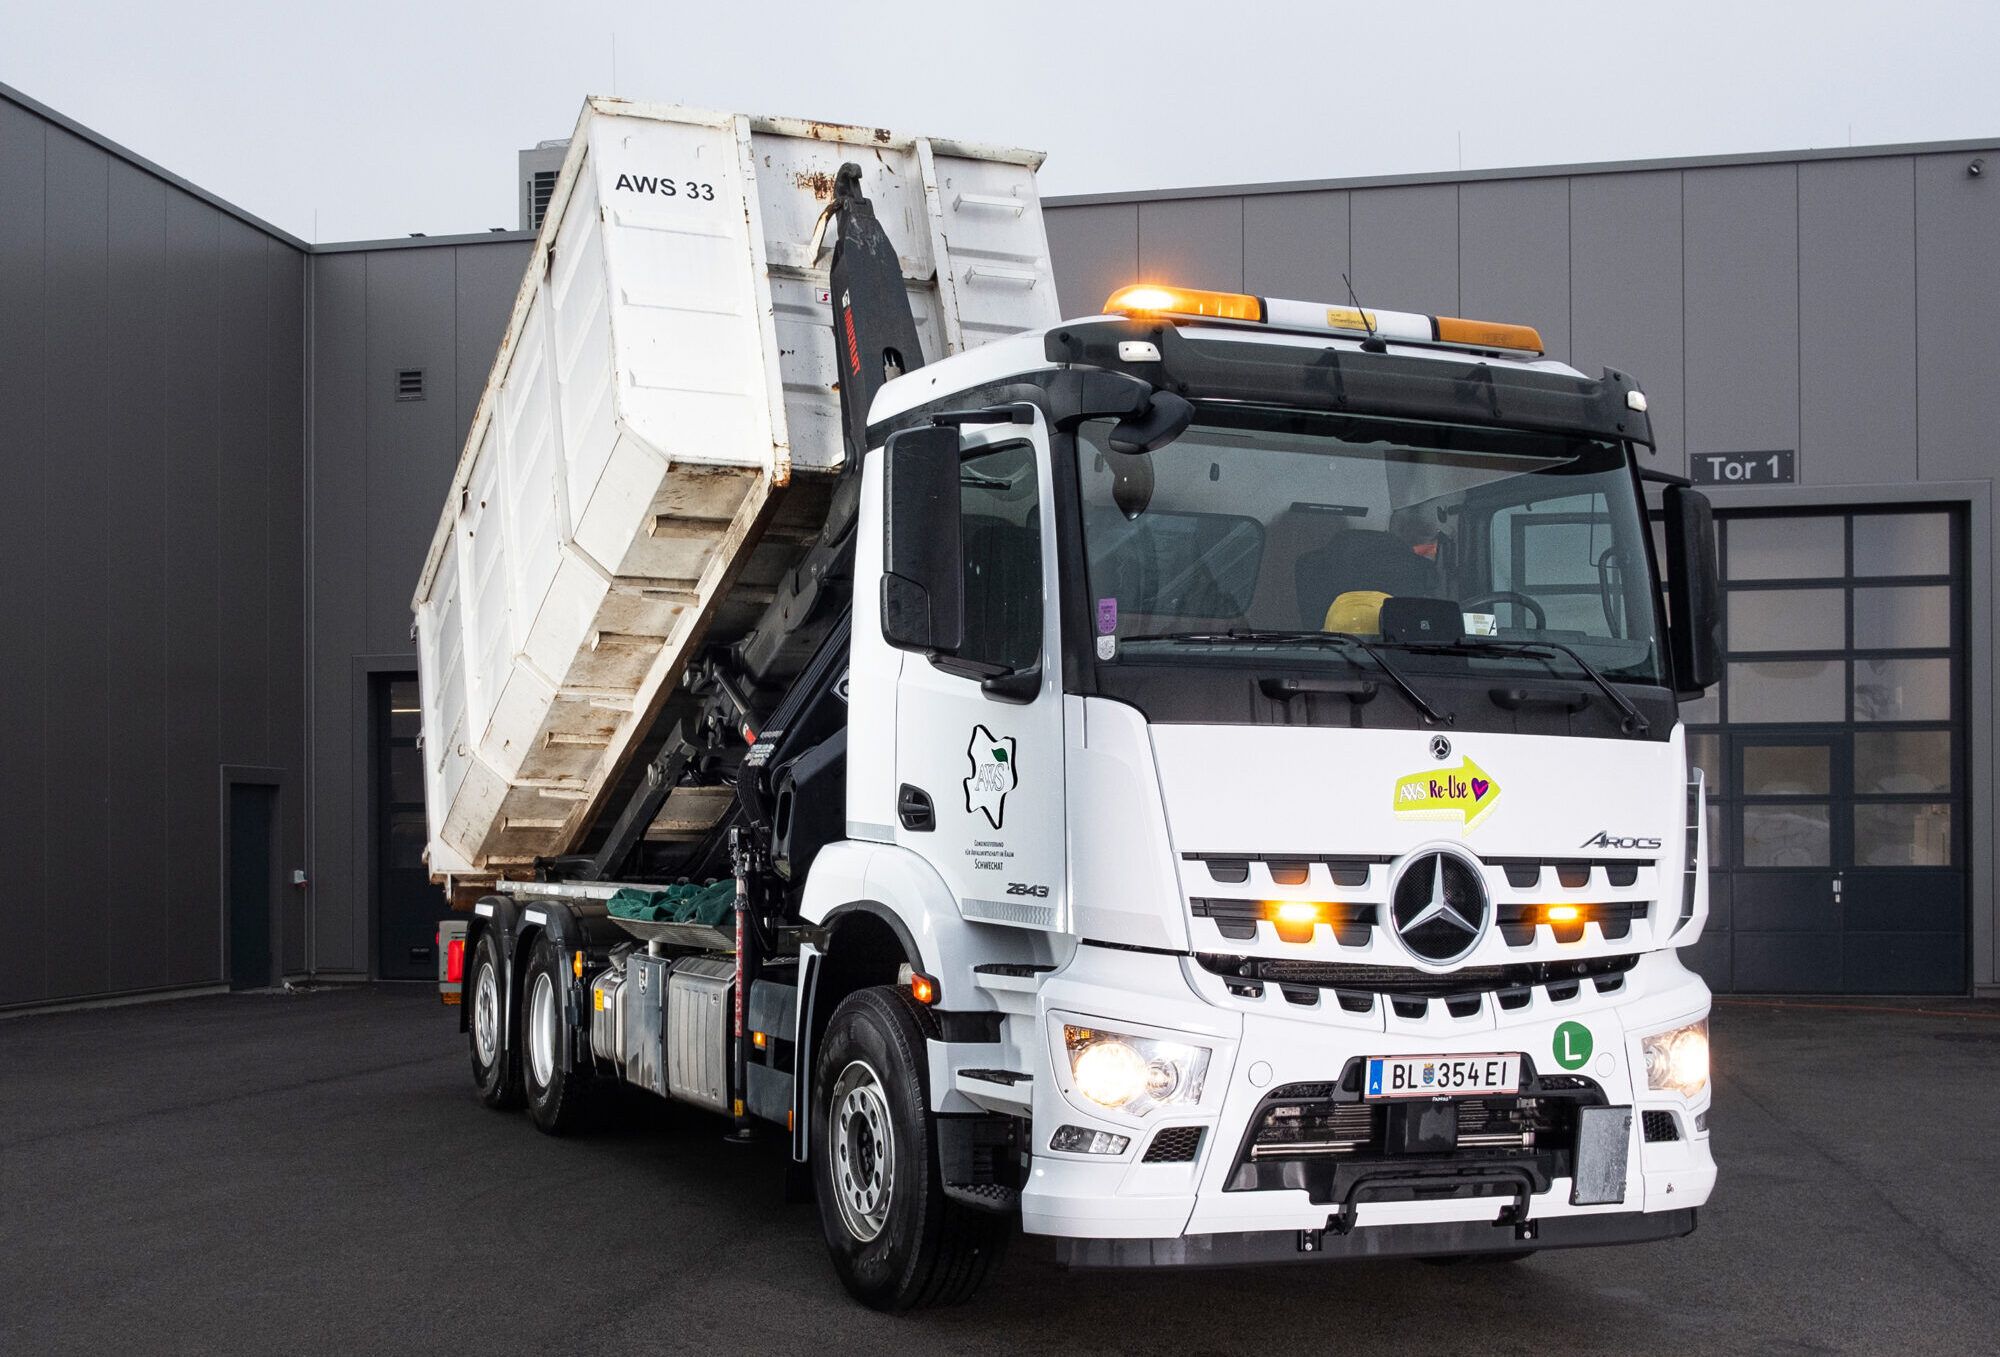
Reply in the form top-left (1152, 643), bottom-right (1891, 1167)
top-left (963, 725), bottom-right (1017, 830)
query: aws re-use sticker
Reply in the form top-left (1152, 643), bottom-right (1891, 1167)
top-left (1392, 756), bottom-right (1501, 831)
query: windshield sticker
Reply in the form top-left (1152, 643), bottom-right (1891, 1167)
top-left (1096, 597), bottom-right (1118, 634)
top-left (1096, 635), bottom-right (1117, 660)
top-left (1461, 612), bottom-right (1497, 636)
top-left (964, 725), bottom-right (1018, 830)
top-left (1393, 756), bottom-right (1502, 831)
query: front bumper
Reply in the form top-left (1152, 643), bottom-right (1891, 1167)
top-left (1017, 944), bottom-right (1715, 1250)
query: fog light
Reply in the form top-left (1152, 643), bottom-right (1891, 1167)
top-left (1050, 1125), bottom-right (1130, 1155)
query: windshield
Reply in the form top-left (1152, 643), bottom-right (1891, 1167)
top-left (1075, 404), bottom-right (1667, 685)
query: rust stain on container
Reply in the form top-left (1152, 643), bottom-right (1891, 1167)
top-left (793, 169), bottom-right (837, 199)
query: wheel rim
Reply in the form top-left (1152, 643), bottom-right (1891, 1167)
top-left (528, 971), bottom-right (557, 1089)
top-left (473, 962), bottom-right (500, 1067)
top-left (830, 1059), bottom-right (896, 1243)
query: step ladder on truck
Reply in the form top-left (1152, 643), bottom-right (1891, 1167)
top-left (420, 97), bottom-right (1722, 1310)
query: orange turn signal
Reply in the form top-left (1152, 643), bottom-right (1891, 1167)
top-left (910, 972), bottom-right (939, 1006)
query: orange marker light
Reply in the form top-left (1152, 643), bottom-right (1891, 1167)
top-left (1104, 284), bottom-right (1266, 322)
top-left (572, 949), bottom-right (585, 979)
top-left (752, 1030), bottom-right (768, 1050)
top-left (910, 972), bottom-right (939, 1005)
top-left (1545, 904), bottom-right (1583, 924)
top-left (1435, 315), bottom-right (1545, 355)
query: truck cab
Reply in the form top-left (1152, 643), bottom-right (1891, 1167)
top-left (798, 282), bottom-right (1717, 1283)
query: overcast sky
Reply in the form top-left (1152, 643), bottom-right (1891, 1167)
top-left (4, 0), bottom-right (1997, 243)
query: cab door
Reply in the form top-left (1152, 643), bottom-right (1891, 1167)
top-left (892, 415), bottom-right (1069, 931)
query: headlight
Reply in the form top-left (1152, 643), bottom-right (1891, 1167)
top-left (1643, 1018), bottom-right (1709, 1097)
top-left (1064, 1024), bottom-right (1210, 1116)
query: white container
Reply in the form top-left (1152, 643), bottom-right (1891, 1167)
top-left (413, 98), bottom-right (1058, 880)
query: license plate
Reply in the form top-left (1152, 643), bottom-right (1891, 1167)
top-left (1365, 1053), bottom-right (1521, 1099)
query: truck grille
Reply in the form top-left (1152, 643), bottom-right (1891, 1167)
top-left (1196, 952), bottom-right (1638, 1017)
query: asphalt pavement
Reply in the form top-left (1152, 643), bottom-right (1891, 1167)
top-left (3, 984), bottom-right (1998, 1354)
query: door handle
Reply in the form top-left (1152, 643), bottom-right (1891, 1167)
top-left (897, 784), bottom-right (935, 832)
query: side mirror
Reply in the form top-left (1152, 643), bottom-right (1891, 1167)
top-left (879, 425), bottom-right (964, 654)
top-left (1662, 485), bottom-right (1722, 694)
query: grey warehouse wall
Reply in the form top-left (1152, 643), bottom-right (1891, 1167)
top-left (1044, 146), bottom-right (2000, 483)
top-left (306, 236), bottom-right (531, 975)
top-left (0, 90), bottom-right (308, 1007)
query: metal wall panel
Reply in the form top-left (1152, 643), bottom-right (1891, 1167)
top-left (1138, 196), bottom-right (1243, 293)
top-left (453, 243), bottom-right (532, 441)
top-left (364, 250), bottom-right (462, 656)
top-left (1045, 202), bottom-right (1136, 319)
top-left (1799, 158), bottom-right (1917, 485)
top-left (1569, 171), bottom-right (1685, 468)
top-left (1242, 191), bottom-right (1348, 301)
top-left (42, 127), bottom-right (113, 1003)
top-left (0, 100), bottom-right (49, 1006)
top-left (0, 95), bottom-right (307, 1008)
top-left (217, 218), bottom-right (272, 770)
top-left (160, 189), bottom-right (226, 990)
top-left (103, 159), bottom-right (171, 995)
top-left (1914, 152), bottom-right (2000, 482)
top-left (1459, 178), bottom-right (1571, 363)
top-left (268, 242), bottom-right (308, 976)
top-left (307, 251), bottom-right (369, 975)
top-left (1348, 184), bottom-right (1458, 318)
top-left (1682, 165), bottom-right (1800, 467)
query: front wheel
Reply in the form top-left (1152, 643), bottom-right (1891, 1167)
top-left (812, 987), bottom-right (1007, 1310)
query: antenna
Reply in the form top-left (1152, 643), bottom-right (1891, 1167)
top-left (1342, 273), bottom-right (1387, 352)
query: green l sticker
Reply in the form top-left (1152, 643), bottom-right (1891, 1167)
top-left (1553, 1021), bottom-right (1594, 1071)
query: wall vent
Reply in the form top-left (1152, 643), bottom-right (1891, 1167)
top-left (529, 171), bottom-right (558, 232)
top-left (518, 140), bottom-right (570, 232)
top-left (396, 369), bottom-right (426, 402)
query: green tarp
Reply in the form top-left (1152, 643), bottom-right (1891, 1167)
top-left (606, 880), bottom-right (737, 927)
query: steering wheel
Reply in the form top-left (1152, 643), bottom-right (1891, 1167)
top-left (1461, 590), bottom-right (1546, 631)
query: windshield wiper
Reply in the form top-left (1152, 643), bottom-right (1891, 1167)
top-left (1125, 629), bottom-right (1455, 726)
top-left (1379, 635), bottom-right (1651, 736)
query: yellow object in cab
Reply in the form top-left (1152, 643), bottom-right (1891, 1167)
top-left (1324, 590), bottom-right (1391, 635)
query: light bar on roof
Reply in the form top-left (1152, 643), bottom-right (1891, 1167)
top-left (1103, 284), bottom-right (1544, 357)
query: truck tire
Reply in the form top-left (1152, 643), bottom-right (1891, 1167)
top-left (812, 986), bottom-right (1007, 1310)
top-left (468, 931), bottom-right (523, 1110)
top-left (521, 933), bottom-right (595, 1135)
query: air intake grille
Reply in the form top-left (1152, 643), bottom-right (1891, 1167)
top-left (395, 368), bottom-right (425, 402)
top-left (529, 170), bottom-right (558, 232)
top-left (1642, 1110), bottom-right (1681, 1143)
top-left (1142, 1126), bottom-right (1205, 1163)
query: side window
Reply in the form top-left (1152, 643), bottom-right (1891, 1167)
top-left (957, 442), bottom-right (1043, 672)
top-left (1487, 491), bottom-right (1626, 636)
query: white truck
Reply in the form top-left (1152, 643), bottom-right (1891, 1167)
top-left (420, 98), bottom-right (1720, 1310)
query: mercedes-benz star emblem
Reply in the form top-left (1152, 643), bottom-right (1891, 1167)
top-left (1391, 850), bottom-right (1490, 964)
top-left (1430, 734), bottom-right (1452, 761)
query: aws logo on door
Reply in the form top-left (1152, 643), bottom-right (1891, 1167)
top-left (963, 725), bottom-right (1017, 829)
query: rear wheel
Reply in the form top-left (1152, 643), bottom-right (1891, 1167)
top-left (467, 931), bottom-right (522, 1110)
top-left (521, 934), bottom-right (595, 1135)
top-left (812, 986), bottom-right (1006, 1310)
